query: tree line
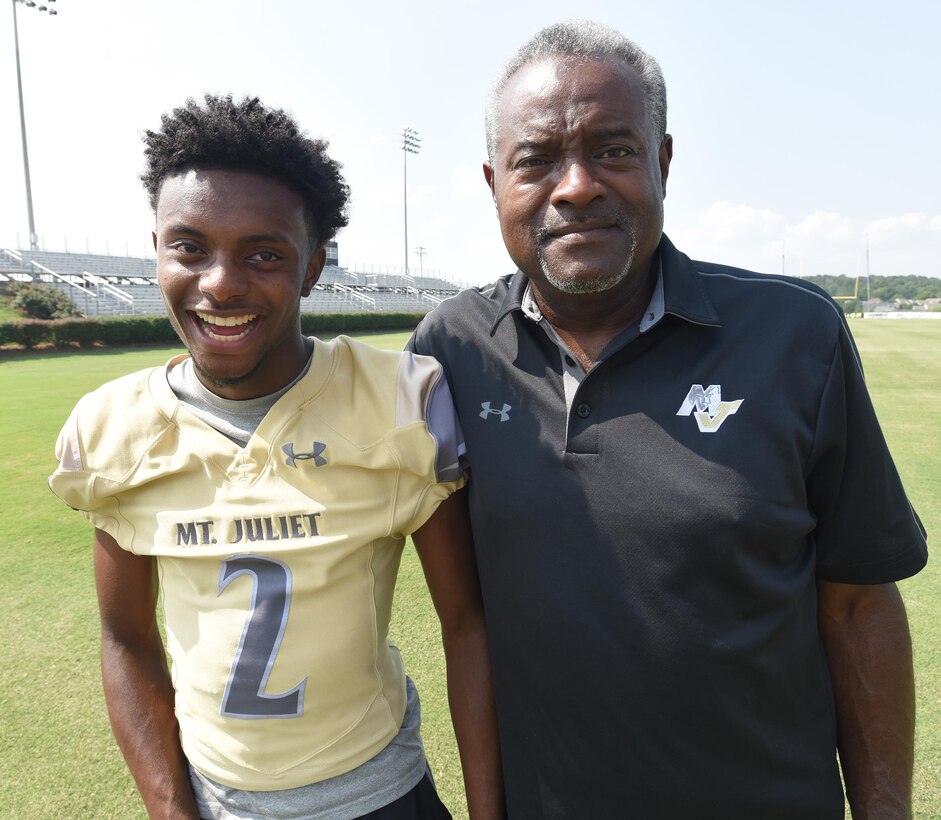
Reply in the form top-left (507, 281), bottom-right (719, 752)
top-left (802, 275), bottom-right (941, 303)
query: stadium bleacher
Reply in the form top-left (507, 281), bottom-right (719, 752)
top-left (0, 248), bottom-right (461, 317)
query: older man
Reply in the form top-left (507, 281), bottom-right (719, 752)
top-left (409, 20), bottom-right (927, 820)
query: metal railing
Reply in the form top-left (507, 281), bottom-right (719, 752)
top-left (82, 271), bottom-right (134, 307)
top-left (333, 283), bottom-right (376, 309)
top-left (421, 291), bottom-right (445, 307)
top-left (28, 260), bottom-right (135, 316)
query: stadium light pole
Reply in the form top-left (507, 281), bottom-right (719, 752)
top-left (415, 245), bottom-right (427, 277)
top-left (11, 0), bottom-right (57, 251)
top-left (401, 128), bottom-right (420, 277)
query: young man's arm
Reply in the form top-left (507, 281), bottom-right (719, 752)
top-left (93, 528), bottom-right (200, 819)
top-left (817, 580), bottom-right (915, 820)
top-left (412, 488), bottom-right (506, 820)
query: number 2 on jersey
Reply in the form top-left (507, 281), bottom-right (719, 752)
top-left (218, 554), bottom-right (307, 719)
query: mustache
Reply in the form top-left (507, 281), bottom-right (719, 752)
top-left (535, 209), bottom-right (635, 244)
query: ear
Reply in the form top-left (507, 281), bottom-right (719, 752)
top-left (302, 246), bottom-right (327, 297)
top-left (659, 134), bottom-right (673, 198)
top-left (483, 163), bottom-right (498, 210)
top-left (152, 230), bottom-right (158, 251)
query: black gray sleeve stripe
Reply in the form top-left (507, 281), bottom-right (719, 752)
top-left (696, 270), bottom-right (865, 377)
top-left (425, 371), bottom-right (466, 483)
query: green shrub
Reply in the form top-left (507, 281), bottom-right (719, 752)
top-left (97, 316), bottom-right (177, 346)
top-left (300, 311), bottom-right (424, 334)
top-left (14, 320), bottom-right (55, 348)
top-left (51, 319), bottom-right (100, 347)
top-left (0, 322), bottom-right (18, 345)
top-left (0, 312), bottom-right (421, 349)
top-left (8, 283), bottom-right (81, 320)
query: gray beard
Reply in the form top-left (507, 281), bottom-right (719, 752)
top-left (534, 213), bottom-right (640, 295)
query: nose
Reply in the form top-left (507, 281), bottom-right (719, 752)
top-left (550, 159), bottom-right (605, 209)
top-left (198, 256), bottom-right (249, 304)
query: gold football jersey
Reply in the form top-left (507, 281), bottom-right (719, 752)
top-left (50, 337), bottom-right (464, 790)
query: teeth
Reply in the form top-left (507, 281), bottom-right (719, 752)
top-left (196, 312), bottom-right (257, 327)
top-left (205, 327), bottom-right (250, 342)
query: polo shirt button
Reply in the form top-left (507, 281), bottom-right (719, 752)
top-left (576, 402), bottom-right (591, 418)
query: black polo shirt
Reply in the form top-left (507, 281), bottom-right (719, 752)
top-left (408, 234), bottom-right (927, 819)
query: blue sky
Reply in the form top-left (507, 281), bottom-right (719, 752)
top-left (1, 0), bottom-right (939, 285)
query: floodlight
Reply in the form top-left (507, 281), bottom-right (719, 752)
top-left (12, 0), bottom-right (60, 250)
top-left (401, 129), bottom-right (421, 276)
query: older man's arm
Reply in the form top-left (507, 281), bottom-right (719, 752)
top-left (817, 580), bottom-right (915, 820)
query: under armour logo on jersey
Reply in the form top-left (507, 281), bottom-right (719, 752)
top-left (676, 385), bottom-right (743, 433)
top-left (282, 441), bottom-right (327, 468)
top-left (480, 401), bottom-right (512, 422)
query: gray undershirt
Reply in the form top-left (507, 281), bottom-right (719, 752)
top-left (520, 265), bottom-right (665, 411)
top-left (166, 354), bottom-right (312, 447)
top-left (189, 679), bottom-right (429, 820)
top-left (164, 347), bottom-right (430, 818)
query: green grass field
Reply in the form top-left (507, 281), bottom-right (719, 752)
top-left (1, 321), bottom-right (938, 818)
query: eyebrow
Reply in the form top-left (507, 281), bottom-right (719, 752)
top-left (162, 226), bottom-right (292, 245)
top-left (511, 138), bottom-right (551, 152)
top-left (164, 224), bottom-right (205, 238)
top-left (241, 233), bottom-right (292, 245)
top-left (508, 126), bottom-right (645, 155)
top-left (592, 127), bottom-right (645, 142)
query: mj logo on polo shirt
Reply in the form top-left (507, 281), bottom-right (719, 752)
top-left (677, 385), bottom-right (743, 433)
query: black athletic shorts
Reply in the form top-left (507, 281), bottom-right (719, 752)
top-left (357, 772), bottom-right (452, 819)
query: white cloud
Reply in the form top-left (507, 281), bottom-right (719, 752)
top-left (692, 201), bottom-right (784, 244)
top-left (779, 212), bottom-right (858, 277)
top-left (856, 213), bottom-right (941, 276)
top-left (678, 203), bottom-right (863, 277)
top-left (676, 201), bottom-right (785, 273)
top-left (788, 211), bottom-right (854, 244)
top-left (866, 212), bottom-right (930, 244)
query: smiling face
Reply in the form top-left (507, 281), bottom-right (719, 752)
top-left (485, 55), bottom-right (672, 299)
top-left (155, 169), bottom-right (325, 400)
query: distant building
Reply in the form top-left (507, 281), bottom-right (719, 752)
top-left (326, 240), bottom-right (338, 266)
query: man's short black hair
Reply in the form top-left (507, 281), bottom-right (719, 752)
top-left (142, 94), bottom-right (349, 248)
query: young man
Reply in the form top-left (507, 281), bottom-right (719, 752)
top-left (49, 95), bottom-right (502, 820)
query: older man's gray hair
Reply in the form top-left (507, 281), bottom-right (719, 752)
top-left (485, 19), bottom-right (668, 165)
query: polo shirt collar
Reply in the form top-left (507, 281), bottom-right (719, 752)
top-left (489, 270), bottom-right (529, 336)
top-left (488, 233), bottom-right (721, 336)
top-left (659, 234), bottom-right (722, 327)
top-left (521, 262), bottom-right (665, 333)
